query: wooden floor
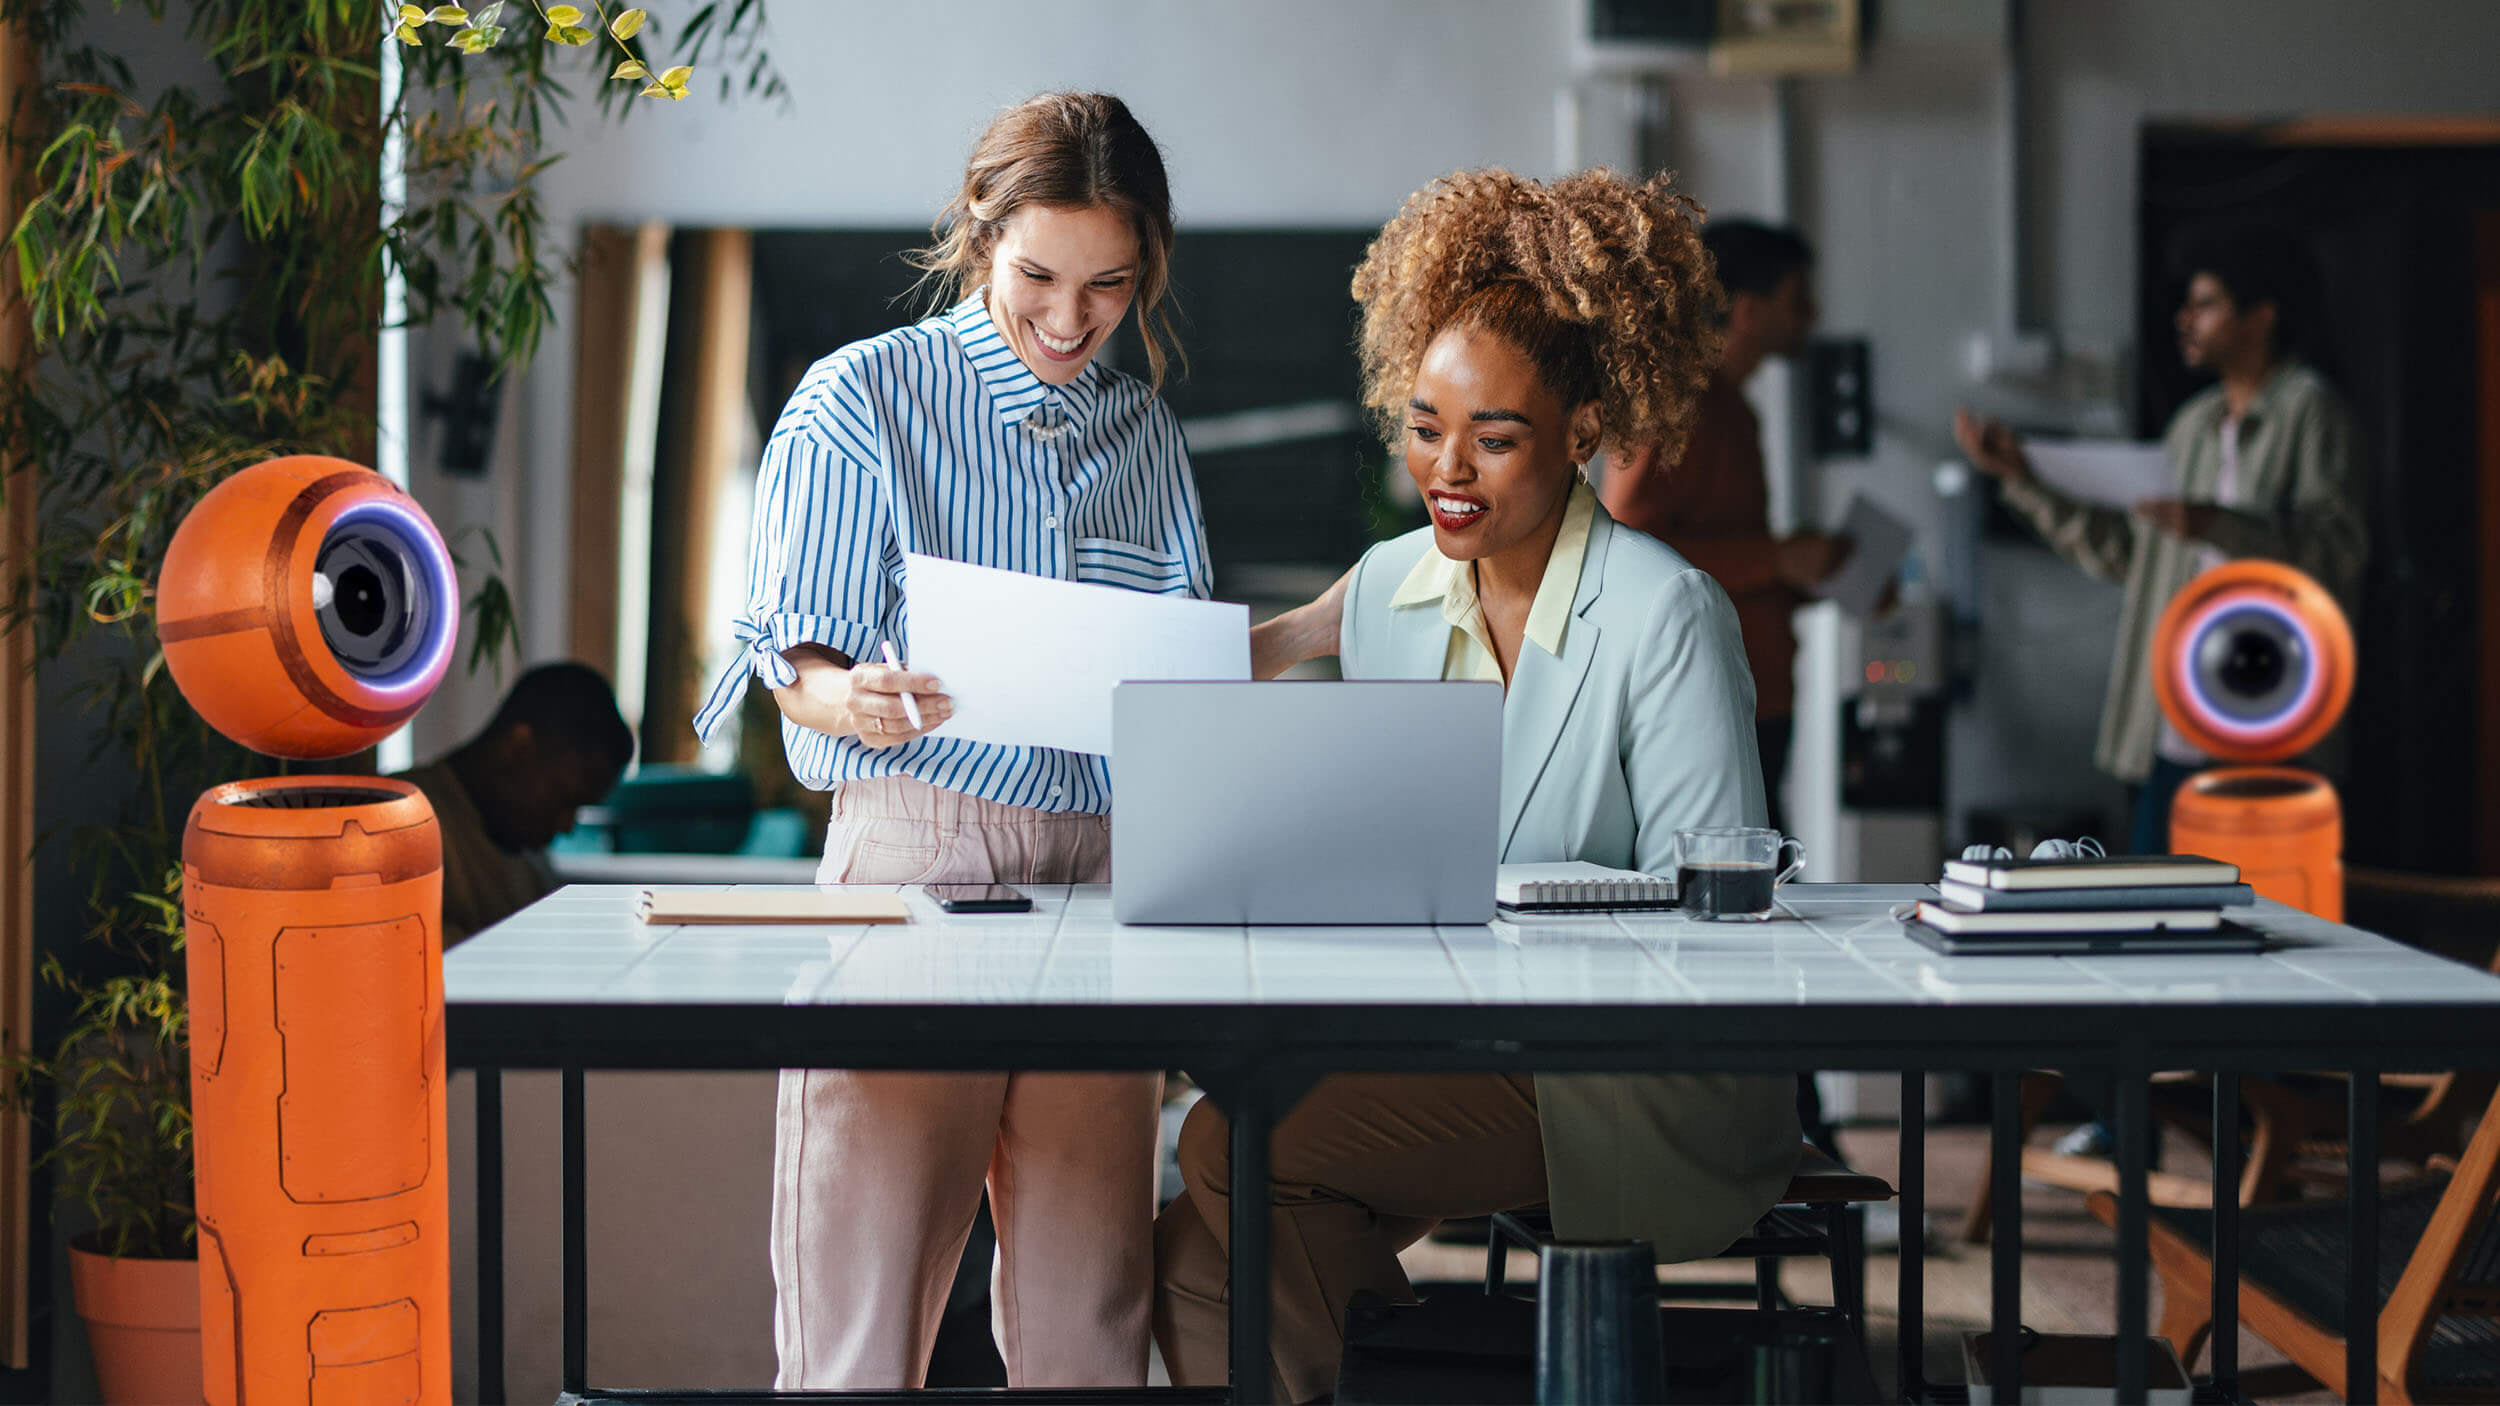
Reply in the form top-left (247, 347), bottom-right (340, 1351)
top-left (1398, 1121), bottom-right (2339, 1402)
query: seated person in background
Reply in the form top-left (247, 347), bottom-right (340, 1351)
top-left (1155, 168), bottom-right (1800, 1403)
top-left (394, 662), bottom-right (634, 944)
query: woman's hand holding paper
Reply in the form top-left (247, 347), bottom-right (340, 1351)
top-left (774, 645), bottom-right (952, 749)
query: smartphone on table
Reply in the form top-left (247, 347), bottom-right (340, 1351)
top-left (922, 883), bottom-right (1033, 914)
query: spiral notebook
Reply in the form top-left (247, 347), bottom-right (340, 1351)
top-left (635, 889), bottom-right (911, 925)
top-left (1495, 862), bottom-right (1678, 913)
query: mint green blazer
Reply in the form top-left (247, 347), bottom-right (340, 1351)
top-left (1339, 505), bottom-right (1801, 1260)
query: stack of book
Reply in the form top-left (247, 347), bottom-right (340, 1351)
top-left (1903, 854), bottom-right (2263, 955)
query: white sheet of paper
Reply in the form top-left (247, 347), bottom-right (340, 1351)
top-left (1817, 493), bottom-right (1915, 620)
top-left (2023, 439), bottom-right (2173, 509)
top-left (903, 553), bottom-right (1249, 756)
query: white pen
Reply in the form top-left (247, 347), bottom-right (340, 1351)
top-left (877, 639), bottom-right (924, 732)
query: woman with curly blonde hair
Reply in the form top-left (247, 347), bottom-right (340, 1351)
top-left (1156, 168), bottom-right (1802, 1400)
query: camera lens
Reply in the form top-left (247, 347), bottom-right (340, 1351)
top-left (2218, 629), bottom-right (2284, 698)
top-left (2192, 606), bottom-right (2306, 722)
top-left (332, 564), bottom-right (388, 640)
top-left (314, 515), bottom-right (435, 683)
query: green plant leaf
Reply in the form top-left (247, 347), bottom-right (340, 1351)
top-left (394, 21), bottom-right (425, 46)
top-left (548, 23), bottom-right (593, 45)
top-left (610, 7), bottom-right (648, 39)
top-left (474, 0), bottom-right (507, 24)
top-left (429, 4), bottom-right (469, 22)
top-left (546, 4), bottom-right (582, 23)
top-left (400, 3), bottom-right (430, 21)
top-left (610, 59), bottom-right (648, 80)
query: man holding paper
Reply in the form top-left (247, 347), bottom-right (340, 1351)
top-left (1953, 220), bottom-right (2366, 853)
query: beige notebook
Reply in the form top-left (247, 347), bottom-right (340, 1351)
top-left (636, 888), bottom-right (912, 925)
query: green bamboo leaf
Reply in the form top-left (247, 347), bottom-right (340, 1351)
top-left (546, 4), bottom-right (582, 23)
top-left (610, 7), bottom-right (647, 39)
top-left (610, 59), bottom-right (648, 80)
top-left (429, 4), bottom-right (468, 22)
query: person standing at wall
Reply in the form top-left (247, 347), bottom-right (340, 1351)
top-left (1954, 221), bottom-right (2367, 856)
top-left (1598, 220), bottom-right (1846, 835)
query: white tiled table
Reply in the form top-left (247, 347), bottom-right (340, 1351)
top-left (448, 884), bottom-right (2500, 1404)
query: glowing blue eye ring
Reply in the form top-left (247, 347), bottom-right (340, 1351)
top-left (317, 498), bottom-right (459, 697)
top-left (2173, 591), bottom-right (2322, 743)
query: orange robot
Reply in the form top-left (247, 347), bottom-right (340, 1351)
top-left (2152, 560), bottom-right (2355, 920)
top-left (160, 457), bottom-right (455, 1405)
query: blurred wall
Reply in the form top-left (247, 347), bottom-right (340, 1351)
top-left (2025, 0), bottom-right (2500, 345)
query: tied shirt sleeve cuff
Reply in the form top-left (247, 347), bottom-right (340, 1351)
top-left (691, 611), bottom-right (885, 746)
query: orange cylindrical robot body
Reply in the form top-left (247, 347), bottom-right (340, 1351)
top-left (2170, 765), bottom-right (2344, 922)
top-left (184, 777), bottom-right (449, 1406)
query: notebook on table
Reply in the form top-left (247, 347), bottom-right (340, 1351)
top-left (636, 889), bottom-right (912, 925)
top-left (1934, 879), bottom-right (2255, 913)
top-left (1939, 854), bottom-right (2240, 891)
top-left (1496, 862), bottom-right (1678, 913)
top-left (1911, 901), bottom-right (2224, 936)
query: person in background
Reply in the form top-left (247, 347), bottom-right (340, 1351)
top-left (1956, 221), bottom-right (2366, 1161)
top-left (1598, 219), bottom-right (1846, 836)
top-left (1955, 220), bottom-right (2366, 856)
top-left (393, 661), bottom-right (633, 945)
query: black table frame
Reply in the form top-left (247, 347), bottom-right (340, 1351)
top-left (450, 999), bottom-right (2497, 1405)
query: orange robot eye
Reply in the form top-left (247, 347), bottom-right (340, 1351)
top-left (2151, 560), bottom-right (2353, 764)
top-left (157, 457), bottom-right (459, 759)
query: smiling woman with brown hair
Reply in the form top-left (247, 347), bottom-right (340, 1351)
top-left (694, 91), bottom-right (1210, 1391)
top-left (1153, 168), bottom-right (1803, 1401)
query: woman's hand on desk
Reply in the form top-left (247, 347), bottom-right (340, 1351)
top-left (772, 646), bottom-right (953, 749)
top-left (1249, 568), bottom-right (1351, 680)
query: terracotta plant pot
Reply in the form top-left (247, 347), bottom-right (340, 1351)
top-left (67, 1237), bottom-right (201, 1406)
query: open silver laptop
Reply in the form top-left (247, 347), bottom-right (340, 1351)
top-left (1111, 681), bottom-right (1501, 924)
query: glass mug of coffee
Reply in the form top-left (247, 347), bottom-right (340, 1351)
top-left (1675, 827), bottom-right (1807, 921)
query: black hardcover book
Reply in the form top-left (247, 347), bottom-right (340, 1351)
top-left (1902, 918), bottom-right (2270, 957)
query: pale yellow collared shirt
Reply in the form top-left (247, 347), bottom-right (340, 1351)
top-left (1388, 481), bottom-right (1597, 685)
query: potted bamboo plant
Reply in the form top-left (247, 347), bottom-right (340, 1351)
top-left (0, 2), bottom-right (777, 1397)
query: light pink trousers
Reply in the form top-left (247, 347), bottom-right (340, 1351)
top-left (772, 775), bottom-right (1159, 1389)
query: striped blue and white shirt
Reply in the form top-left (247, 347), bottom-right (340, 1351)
top-left (693, 294), bottom-right (1212, 813)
